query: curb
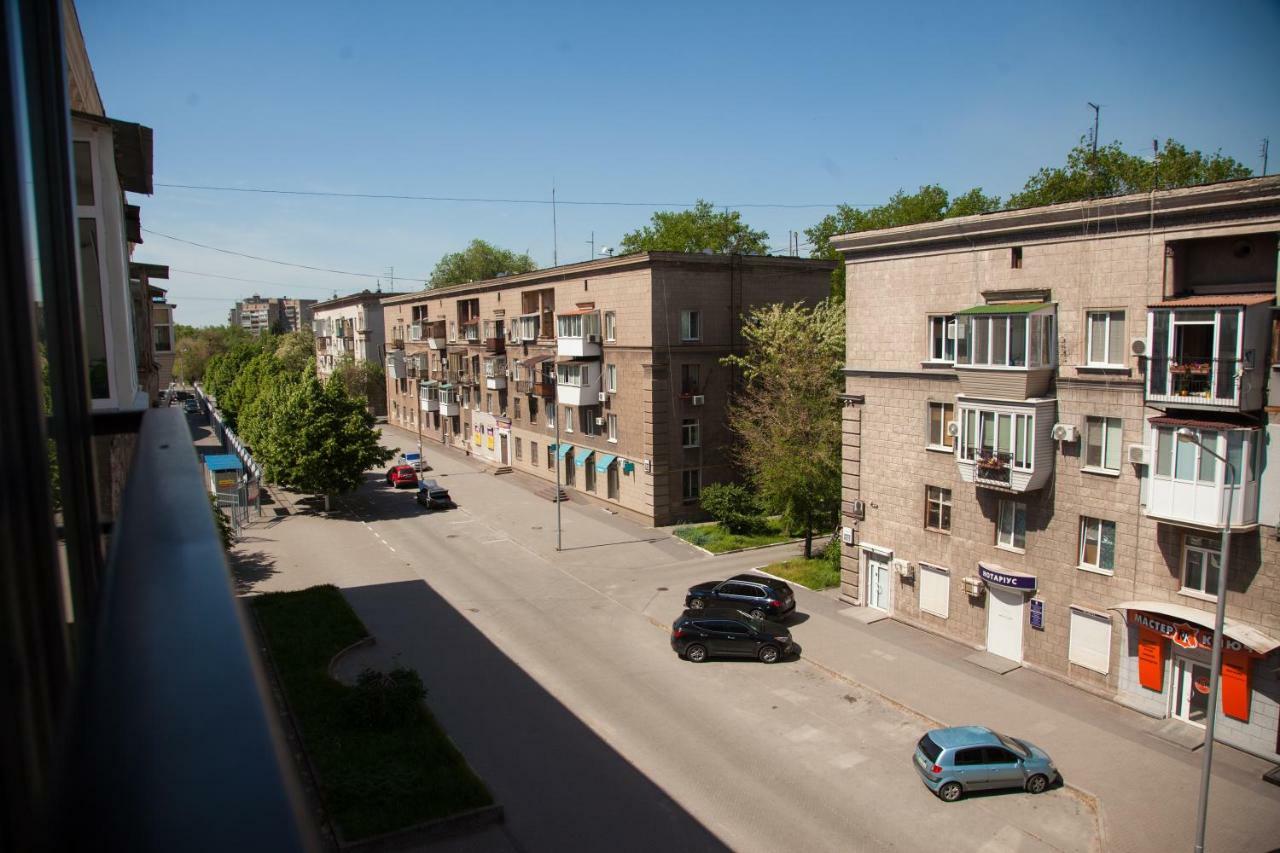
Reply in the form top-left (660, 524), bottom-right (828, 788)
top-left (327, 635), bottom-right (377, 683)
top-left (334, 804), bottom-right (505, 852)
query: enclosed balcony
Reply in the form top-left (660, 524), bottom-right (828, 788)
top-left (1144, 295), bottom-right (1272, 410)
top-left (460, 321), bottom-right (480, 345)
top-left (556, 359), bottom-right (601, 406)
top-left (954, 396), bottom-right (1056, 492)
top-left (953, 303), bottom-right (1056, 399)
top-left (437, 384), bottom-right (460, 416)
top-left (419, 380), bottom-right (439, 412)
top-left (557, 309), bottom-right (602, 358)
top-left (422, 320), bottom-right (446, 349)
top-left (483, 320), bottom-right (505, 354)
top-left (484, 357), bottom-right (507, 389)
top-left (512, 313), bottom-right (540, 343)
top-left (1144, 419), bottom-right (1260, 529)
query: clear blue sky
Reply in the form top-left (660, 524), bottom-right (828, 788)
top-left (79, 0), bottom-right (1280, 326)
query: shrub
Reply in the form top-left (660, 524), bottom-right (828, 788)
top-left (699, 482), bottom-right (763, 534)
top-left (344, 667), bottom-right (427, 730)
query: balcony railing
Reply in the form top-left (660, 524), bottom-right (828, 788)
top-left (1146, 356), bottom-right (1241, 407)
top-left (461, 322), bottom-right (480, 343)
top-left (485, 336), bottom-right (505, 354)
top-left (973, 451), bottom-right (1012, 485)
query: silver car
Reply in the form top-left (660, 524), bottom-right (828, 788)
top-left (913, 726), bottom-right (1059, 802)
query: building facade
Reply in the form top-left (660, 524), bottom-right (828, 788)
top-left (151, 289), bottom-right (176, 389)
top-left (382, 252), bottom-right (833, 526)
top-left (229, 294), bottom-right (316, 335)
top-left (832, 177), bottom-right (1280, 762)
top-left (313, 290), bottom-right (387, 415)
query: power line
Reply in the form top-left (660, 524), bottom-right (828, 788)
top-left (153, 182), bottom-right (864, 210)
top-left (168, 267), bottom-right (344, 292)
top-left (142, 228), bottom-right (429, 280)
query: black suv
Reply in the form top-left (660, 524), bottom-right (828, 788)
top-left (670, 608), bottom-right (794, 664)
top-left (685, 573), bottom-right (795, 620)
top-left (415, 480), bottom-right (455, 511)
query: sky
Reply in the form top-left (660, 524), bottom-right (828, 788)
top-left (79, 0), bottom-right (1280, 327)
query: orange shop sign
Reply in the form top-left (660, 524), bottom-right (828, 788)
top-left (1127, 611), bottom-right (1250, 654)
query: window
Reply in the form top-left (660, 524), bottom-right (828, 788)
top-left (680, 310), bottom-right (701, 342)
top-left (547, 406), bottom-right (556, 430)
top-left (607, 414), bottom-right (618, 442)
top-left (1154, 427), bottom-right (1222, 484)
top-left (154, 324), bottom-right (172, 352)
top-left (927, 402), bottom-right (955, 450)
top-left (583, 408), bottom-right (599, 436)
top-left (556, 362), bottom-right (590, 386)
top-left (485, 392), bottom-right (493, 413)
top-left (1181, 533), bottom-right (1222, 597)
top-left (682, 469), bottom-right (701, 503)
top-left (928, 315), bottom-right (957, 362)
top-left (606, 364), bottom-right (617, 392)
top-left (925, 486), bottom-right (951, 532)
top-left (530, 441), bottom-right (538, 463)
top-left (1011, 246), bottom-right (1023, 269)
top-left (996, 500), bottom-right (1026, 550)
top-left (955, 312), bottom-right (1054, 368)
top-left (547, 445), bottom-right (555, 469)
top-left (682, 418), bottom-right (700, 448)
top-left (680, 364), bottom-right (700, 395)
top-left (919, 564), bottom-right (949, 619)
top-left (515, 437), bottom-right (522, 460)
top-left (563, 406), bottom-right (573, 433)
top-left (1079, 517), bottom-right (1116, 573)
top-left (1085, 311), bottom-right (1125, 367)
top-left (528, 396), bottom-right (538, 424)
top-left (1068, 607), bottom-right (1112, 674)
top-left (1083, 416), bottom-right (1122, 472)
top-left (604, 311), bottom-right (616, 341)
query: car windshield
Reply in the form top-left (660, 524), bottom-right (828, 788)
top-left (996, 733), bottom-right (1030, 758)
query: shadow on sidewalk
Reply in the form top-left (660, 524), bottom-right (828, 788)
top-left (230, 549), bottom-right (281, 595)
top-left (340, 578), bottom-right (730, 852)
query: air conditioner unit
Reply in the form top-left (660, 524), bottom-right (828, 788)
top-left (893, 559), bottom-right (914, 579)
top-left (946, 421), bottom-right (960, 438)
top-left (841, 526), bottom-right (854, 545)
top-left (1130, 338), bottom-right (1147, 357)
top-left (594, 417), bottom-right (606, 427)
top-left (962, 577), bottom-right (985, 597)
top-left (851, 499), bottom-right (866, 520)
top-left (598, 391), bottom-right (608, 402)
top-left (587, 334), bottom-right (601, 343)
top-left (1127, 443), bottom-right (1150, 465)
top-left (1051, 423), bottom-right (1078, 443)
top-left (952, 324), bottom-right (966, 340)
top-left (691, 395), bottom-right (706, 406)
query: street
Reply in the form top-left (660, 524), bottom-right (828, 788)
top-left (231, 427), bottom-right (1103, 853)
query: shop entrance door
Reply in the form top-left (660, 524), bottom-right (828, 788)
top-left (867, 553), bottom-right (891, 612)
top-left (1172, 656), bottom-right (1211, 726)
top-left (986, 586), bottom-right (1025, 662)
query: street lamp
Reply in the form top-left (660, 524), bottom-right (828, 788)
top-left (1177, 426), bottom-right (1235, 853)
top-left (553, 367), bottom-right (562, 551)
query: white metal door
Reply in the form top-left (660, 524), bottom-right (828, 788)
top-left (986, 586), bottom-right (1025, 662)
top-left (867, 554), bottom-right (891, 612)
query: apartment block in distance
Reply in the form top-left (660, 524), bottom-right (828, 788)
top-left (383, 252), bottom-right (834, 526)
top-left (229, 294), bottom-right (316, 335)
top-left (312, 289), bottom-right (387, 415)
top-left (831, 176), bottom-right (1280, 762)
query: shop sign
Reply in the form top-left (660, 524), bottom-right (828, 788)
top-left (978, 564), bottom-right (1036, 591)
top-left (1029, 599), bottom-right (1044, 630)
top-left (1127, 611), bottom-right (1250, 654)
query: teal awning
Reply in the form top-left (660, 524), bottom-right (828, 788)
top-left (420, 380), bottom-right (439, 388)
top-left (557, 443), bottom-right (573, 459)
top-left (622, 459), bottom-right (636, 474)
top-left (955, 302), bottom-right (1050, 316)
top-left (574, 446), bottom-right (594, 464)
top-left (438, 382), bottom-right (453, 390)
top-left (594, 453), bottom-right (617, 473)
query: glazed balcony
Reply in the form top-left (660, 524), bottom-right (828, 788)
top-left (1144, 422), bottom-right (1260, 530)
top-left (556, 310), bottom-right (602, 359)
top-left (422, 320), bottom-right (446, 349)
top-left (437, 385), bottom-right (460, 416)
top-left (484, 357), bottom-right (507, 390)
top-left (954, 397), bottom-right (1056, 492)
top-left (556, 359), bottom-right (601, 406)
top-left (1145, 298), bottom-right (1272, 410)
top-left (419, 381), bottom-right (439, 412)
top-left (953, 304), bottom-right (1057, 399)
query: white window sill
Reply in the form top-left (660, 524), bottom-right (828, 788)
top-left (682, 444), bottom-right (700, 450)
top-left (1077, 564), bottom-right (1115, 577)
top-left (1178, 588), bottom-right (1218, 604)
top-left (608, 438), bottom-right (619, 444)
top-left (925, 526), bottom-right (952, 536)
top-left (996, 543), bottom-right (1026, 555)
top-left (925, 444), bottom-right (955, 454)
top-left (1081, 466), bottom-right (1122, 478)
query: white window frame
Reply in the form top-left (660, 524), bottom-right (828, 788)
top-left (556, 362), bottom-right (589, 386)
top-left (606, 364), bottom-right (617, 392)
top-left (918, 563), bottom-right (950, 619)
top-left (680, 310), bottom-right (701, 342)
top-left (1180, 533), bottom-right (1221, 599)
top-left (1068, 607), bottom-right (1112, 674)
top-left (926, 401), bottom-right (955, 451)
top-left (563, 405), bottom-right (574, 433)
top-left (607, 413), bottom-right (618, 443)
top-left (1085, 310), bottom-right (1126, 367)
top-left (681, 418), bottom-right (700, 448)
top-left (604, 311), bottom-right (617, 342)
top-left (1083, 415), bottom-right (1123, 474)
top-left (924, 485), bottom-right (951, 532)
top-left (927, 314), bottom-right (957, 363)
top-left (955, 311), bottom-right (1055, 369)
top-left (74, 130), bottom-right (123, 404)
top-left (1154, 426), bottom-right (1222, 484)
top-left (996, 499), bottom-right (1026, 551)
top-left (957, 406), bottom-right (1034, 470)
top-left (1078, 516), bottom-right (1116, 574)
top-left (682, 469), bottom-right (701, 502)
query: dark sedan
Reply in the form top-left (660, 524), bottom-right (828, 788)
top-left (685, 573), bottom-right (795, 621)
top-left (670, 607), bottom-right (794, 664)
top-left (415, 485), bottom-right (455, 511)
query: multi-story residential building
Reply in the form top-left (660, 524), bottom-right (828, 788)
top-left (229, 294), bottom-right (316, 335)
top-left (313, 290), bottom-right (387, 415)
top-left (382, 252), bottom-right (834, 526)
top-left (280, 296), bottom-right (316, 333)
top-left (150, 287), bottom-right (176, 389)
top-left (831, 177), bottom-right (1280, 761)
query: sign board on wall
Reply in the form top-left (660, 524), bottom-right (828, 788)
top-left (978, 564), bottom-right (1036, 591)
top-left (1029, 598), bottom-right (1044, 630)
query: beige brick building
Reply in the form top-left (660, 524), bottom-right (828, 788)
top-left (832, 177), bottom-right (1280, 761)
top-left (382, 252), bottom-right (833, 526)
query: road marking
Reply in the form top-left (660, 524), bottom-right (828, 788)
top-left (480, 538), bottom-right (509, 545)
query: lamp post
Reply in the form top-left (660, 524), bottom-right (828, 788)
top-left (553, 366), bottom-right (562, 552)
top-left (1177, 427), bottom-right (1235, 853)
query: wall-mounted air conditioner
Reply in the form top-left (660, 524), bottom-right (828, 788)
top-left (691, 395), bottom-right (705, 406)
top-left (963, 577), bottom-right (985, 597)
top-left (1130, 338), bottom-right (1147, 357)
top-left (594, 417), bottom-right (606, 426)
top-left (598, 391), bottom-right (608, 402)
top-left (1127, 443), bottom-right (1149, 465)
top-left (893, 559), bottom-right (915, 580)
top-left (946, 421), bottom-right (960, 437)
top-left (1051, 423), bottom-right (1078, 443)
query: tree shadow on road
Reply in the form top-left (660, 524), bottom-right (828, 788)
top-left (230, 549), bottom-right (280, 595)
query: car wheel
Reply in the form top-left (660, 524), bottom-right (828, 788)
top-left (1026, 774), bottom-right (1049, 794)
top-left (938, 781), bottom-right (963, 802)
top-left (685, 644), bottom-right (707, 663)
top-left (758, 645), bottom-right (780, 664)
top-left (688, 599), bottom-right (705, 610)
top-left (750, 608), bottom-right (766, 621)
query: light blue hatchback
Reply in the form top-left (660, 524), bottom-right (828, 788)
top-left (913, 726), bottom-right (1059, 802)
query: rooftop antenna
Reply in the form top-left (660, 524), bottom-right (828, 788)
top-left (1087, 102), bottom-right (1101, 154)
top-left (386, 266), bottom-right (395, 292)
top-left (586, 230), bottom-right (594, 261)
top-left (552, 180), bottom-right (559, 266)
top-left (1261, 138), bottom-right (1270, 176)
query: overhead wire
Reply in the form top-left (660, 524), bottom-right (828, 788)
top-left (142, 228), bottom-right (429, 280)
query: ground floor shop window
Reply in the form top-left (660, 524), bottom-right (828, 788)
top-left (585, 462), bottom-right (596, 492)
top-left (607, 463), bottom-right (620, 499)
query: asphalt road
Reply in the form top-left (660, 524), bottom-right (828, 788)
top-left (252, 448), bottom-right (1099, 853)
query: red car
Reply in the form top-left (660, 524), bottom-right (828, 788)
top-left (385, 465), bottom-right (418, 489)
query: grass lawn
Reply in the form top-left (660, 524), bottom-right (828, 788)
top-left (252, 585), bottom-right (493, 842)
top-left (673, 518), bottom-right (795, 553)
top-left (762, 555), bottom-right (842, 590)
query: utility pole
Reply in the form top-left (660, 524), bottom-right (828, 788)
top-left (1087, 102), bottom-right (1100, 154)
top-left (586, 231), bottom-right (594, 261)
top-left (554, 381), bottom-right (562, 551)
top-left (1262, 138), bottom-right (1270, 176)
top-left (386, 266), bottom-right (395, 293)
top-left (552, 181), bottom-right (558, 267)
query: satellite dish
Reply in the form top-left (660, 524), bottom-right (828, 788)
top-left (600, 246), bottom-right (614, 256)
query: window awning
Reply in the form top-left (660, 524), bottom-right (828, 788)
top-left (204, 454), bottom-right (242, 473)
top-left (956, 302), bottom-right (1051, 316)
top-left (558, 306), bottom-right (597, 316)
top-left (420, 380), bottom-right (439, 388)
top-left (1109, 600), bottom-right (1280, 655)
top-left (574, 447), bottom-right (594, 464)
top-left (437, 383), bottom-right (453, 390)
top-left (1149, 293), bottom-right (1274, 309)
top-left (556, 443), bottom-right (573, 459)
top-left (594, 453), bottom-right (617, 472)
top-left (520, 354), bottom-right (553, 367)
top-left (1148, 414), bottom-right (1260, 431)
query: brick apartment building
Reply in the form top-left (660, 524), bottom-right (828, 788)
top-left (831, 177), bottom-right (1280, 761)
top-left (229, 294), bottom-right (316, 335)
top-left (382, 252), bottom-right (833, 526)
top-left (313, 290), bottom-right (387, 415)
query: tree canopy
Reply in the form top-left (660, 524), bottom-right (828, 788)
top-left (173, 324), bottom-right (252, 383)
top-left (428, 239), bottom-right (536, 289)
top-left (721, 299), bottom-right (845, 557)
top-left (618, 200), bottom-right (770, 256)
top-left (331, 355), bottom-right (387, 412)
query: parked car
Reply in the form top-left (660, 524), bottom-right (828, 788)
top-left (913, 726), bottom-right (1059, 802)
top-left (183, 400), bottom-right (199, 414)
top-left (670, 607), bottom-right (794, 664)
top-left (385, 465), bottom-right (418, 488)
top-left (684, 573), bottom-right (795, 621)
top-left (399, 452), bottom-right (428, 472)
top-left (415, 484), bottom-right (455, 511)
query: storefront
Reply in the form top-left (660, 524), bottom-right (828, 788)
top-left (1112, 601), bottom-right (1280, 761)
top-left (469, 412), bottom-right (512, 466)
top-left (980, 564), bottom-right (1036, 664)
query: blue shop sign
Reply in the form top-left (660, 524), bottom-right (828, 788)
top-left (1030, 599), bottom-right (1044, 630)
top-left (978, 563), bottom-right (1037, 591)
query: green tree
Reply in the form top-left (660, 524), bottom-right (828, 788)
top-left (722, 299), bottom-right (844, 557)
top-left (330, 355), bottom-right (387, 412)
top-left (274, 330), bottom-right (316, 375)
top-left (1008, 137), bottom-right (1252, 208)
top-left (251, 372), bottom-right (395, 510)
top-left (428, 239), bottom-right (536, 289)
top-left (806, 185), bottom-right (1000, 299)
top-left (618, 200), bottom-right (770, 255)
top-left (699, 482), bottom-right (763, 534)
